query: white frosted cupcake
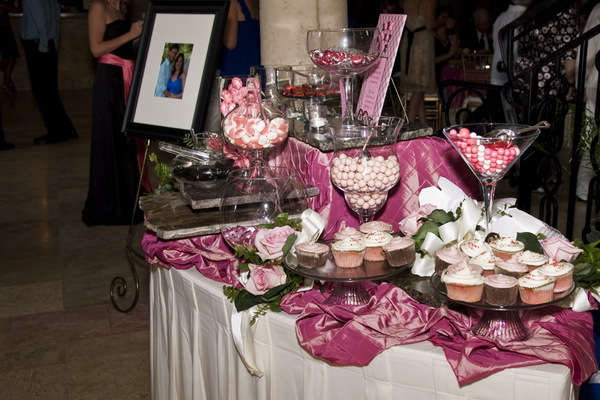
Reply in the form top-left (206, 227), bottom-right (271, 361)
top-left (516, 250), bottom-right (548, 272)
top-left (441, 260), bottom-right (485, 302)
top-left (359, 221), bottom-right (393, 234)
top-left (331, 237), bottom-right (366, 268)
top-left (382, 236), bottom-right (416, 267)
top-left (363, 231), bottom-right (393, 261)
top-left (518, 269), bottom-right (556, 304)
top-left (459, 239), bottom-right (493, 258)
top-left (537, 261), bottom-right (574, 292)
top-left (334, 227), bottom-right (363, 241)
top-left (494, 257), bottom-right (529, 279)
top-left (489, 237), bottom-right (525, 261)
top-left (470, 251), bottom-right (498, 277)
top-left (434, 246), bottom-right (469, 276)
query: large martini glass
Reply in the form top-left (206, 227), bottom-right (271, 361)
top-left (442, 122), bottom-right (546, 233)
top-left (329, 117), bottom-right (404, 224)
top-left (307, 28), bottom-right (381, 126)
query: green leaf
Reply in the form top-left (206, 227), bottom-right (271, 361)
top-left (413, 220), bottom-right (440, 249)
top-left (282, 234), bottom-right (297, 257)
top-left (516, 232), bottom-right (544, 254)
top-left (234, 290), bottom-right (265, 312)
top-left (261, 283), bottom-right (288, 302)
top-left (427, 209), bottom-right (455, 225)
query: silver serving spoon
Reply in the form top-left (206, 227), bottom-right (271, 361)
top-left (489, 121), bottom-right (551, 139)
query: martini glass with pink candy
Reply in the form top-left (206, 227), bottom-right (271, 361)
top-left (442, 122), bottom-right (547, 233)
top-left (307, 28), bottom-right (381, 126)
top-left (330, 117), bottom-right (404, 224)
top-left (220, 76), bottom-right (289, 170)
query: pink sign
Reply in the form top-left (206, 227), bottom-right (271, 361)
top-left (356, 14), bottom-right (406, 121)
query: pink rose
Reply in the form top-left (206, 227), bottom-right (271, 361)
top-left (541, 236), bottom-right (583, 262)
top-left (239, 264), bottom-right (287, 296)
top-left (398, 204), bottom-right (437, 236)
top-left (254, 226), bottom-right (296, 261)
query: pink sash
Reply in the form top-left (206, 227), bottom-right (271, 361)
top-left (98, 53), bottom-right (134, 102)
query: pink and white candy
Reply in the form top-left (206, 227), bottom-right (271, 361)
top-left (447, 127), bottom-right (520, 176)
top-left (222, 110), bottom-right (288, 150)
top-left (330, 153), bottom-right (400, 209)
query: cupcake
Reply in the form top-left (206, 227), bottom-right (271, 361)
top-left (382, 236), bottom-right (416, 267)
top-left (518, 269), bottom-right (557, 304)
top-left (359, 221), bottom-right (393, 234)
top-left (515, 250), bottom-right (548, 272)
top-left (295, 242), bottom-right (330, 269)
top-left (334, 227), bottom-right (363, 241)
top-left (434, 246), bottom-right (469, 276)
top-left (440, 260), bottom-right (485, 302)
top-left (537, 261), bottom-right (574, 292)
top-left (489, 237), bottom-right (525, 261)
top-left (459, 239), bottom-right (493, 258)
top-left (484, 274), bottom-right (519, 306)
top-left (470, 251), bottom-right (498, 277)
top-left (363, 231), bottom-right (393, 261)
top-left (494, 257), bottom-right (529, 279)
top-left (331, 237), bottom-right (366, 268)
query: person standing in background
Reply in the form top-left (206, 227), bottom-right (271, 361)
top-left (490, 0), bottom-right (530, 86)
top-left (21, 0), bottom-right (78, 144)
top-left (0, 0), bottom-right (20, 94)
top-left (397, 0), bottom-right (438, 126)
top-left (82, 0), bottom-right (144, 226)
top-left (219, 0), bottom-right (260, 76)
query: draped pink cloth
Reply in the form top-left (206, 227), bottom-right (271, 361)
top-left (270, 136), bottom-right (480, 239)
top-left (280, 283), bottom-right (598, 386)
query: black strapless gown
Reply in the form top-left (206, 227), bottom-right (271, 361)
top-left (82, 20), bottom-right (143, 226)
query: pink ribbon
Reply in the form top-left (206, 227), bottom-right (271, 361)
top-left (98, 53), bottom-right (134, 102)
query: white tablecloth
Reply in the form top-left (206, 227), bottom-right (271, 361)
top-left (150, 265), bottom-right (577, 400)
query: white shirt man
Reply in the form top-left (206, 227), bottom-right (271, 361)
top-left (491, 2), bottom-right (529, 86)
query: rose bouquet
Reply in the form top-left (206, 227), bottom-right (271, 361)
top-left (223, 210), bottom-right (324, 323)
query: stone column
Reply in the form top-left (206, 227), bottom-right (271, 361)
top-left (259, 0), bottom-right (348, 66)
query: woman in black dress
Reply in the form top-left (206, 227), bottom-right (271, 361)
top-left (82, 0), bottom-right (144, 226)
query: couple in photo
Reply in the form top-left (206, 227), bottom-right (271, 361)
top-left (154, 43), bottom-right (186, 98)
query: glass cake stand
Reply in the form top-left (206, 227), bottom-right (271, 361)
top-left (285, 250), bottom-right (412, 306)
top-left (430, 274), bottom-right (576, 342)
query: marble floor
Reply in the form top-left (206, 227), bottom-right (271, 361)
top-left (0, 90), bottom-right (151, 399)
top-left (0, 88), bottom-right (593, 400)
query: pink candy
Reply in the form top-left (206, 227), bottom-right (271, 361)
top-left (222, 108), bottom-right (288, 150)
top-left (309, 49), bottom-right (378, 72)
top-left (330, 153), bottom-right (400, 209)
top-left (447, 128), bottom-right (520, 176)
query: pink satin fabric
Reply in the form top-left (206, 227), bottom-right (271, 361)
top-left (270, 136), bottom-right (479, 239)
top-left (98, 53), bottom-right (134, 102)
top-left (140, 136), bottom-right (596, 386)
top-left (280, 284), bottom-right (598, 386)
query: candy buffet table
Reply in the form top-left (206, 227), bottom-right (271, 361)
top-left (150, 265), bottom-right (577, 400)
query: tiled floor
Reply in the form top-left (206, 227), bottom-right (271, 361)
top-left (0, 90), bottom-right (150, 399)
top-left (0, 88), bottom-right (593, 400)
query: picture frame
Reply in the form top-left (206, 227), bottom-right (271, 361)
top-left (123, 0), bottom-right (229, 142)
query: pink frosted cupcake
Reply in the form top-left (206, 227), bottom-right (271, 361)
top-left (382, 236), bottom-right (416, 267)
top-left (363, 231), bottom-right (393, 261)
top-left (334, 227), bottom-right (363, 241)
top-left (470, 251), bottom-right (498, 277)
top-left (441, 260), bottom-right (485, 302)
top-left (537, 261), bottom-right (574, 292)
top-left (494, 257), bottom-right (529, 279)
top-left (359, 221), bottom-right (393, 234)
top-left (331, 237), bottom-right (366, 268)
top-left (484, 274), bottom-right (519, 306)
top-left (489, 237), bottom-right (525, 261)
top-left (518, 269), bottom-right (556, 304)
top-left (515, 250), bottom-right (548, 272)
top-left (434, 246), bottom-right (469, 276)
top-left (459, 239), bottom-right (493, 258)
top-left (295, 242), bottom-right (330, 268)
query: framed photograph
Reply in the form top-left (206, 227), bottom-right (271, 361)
top-left (123, 0), bottom-right (229, 142)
